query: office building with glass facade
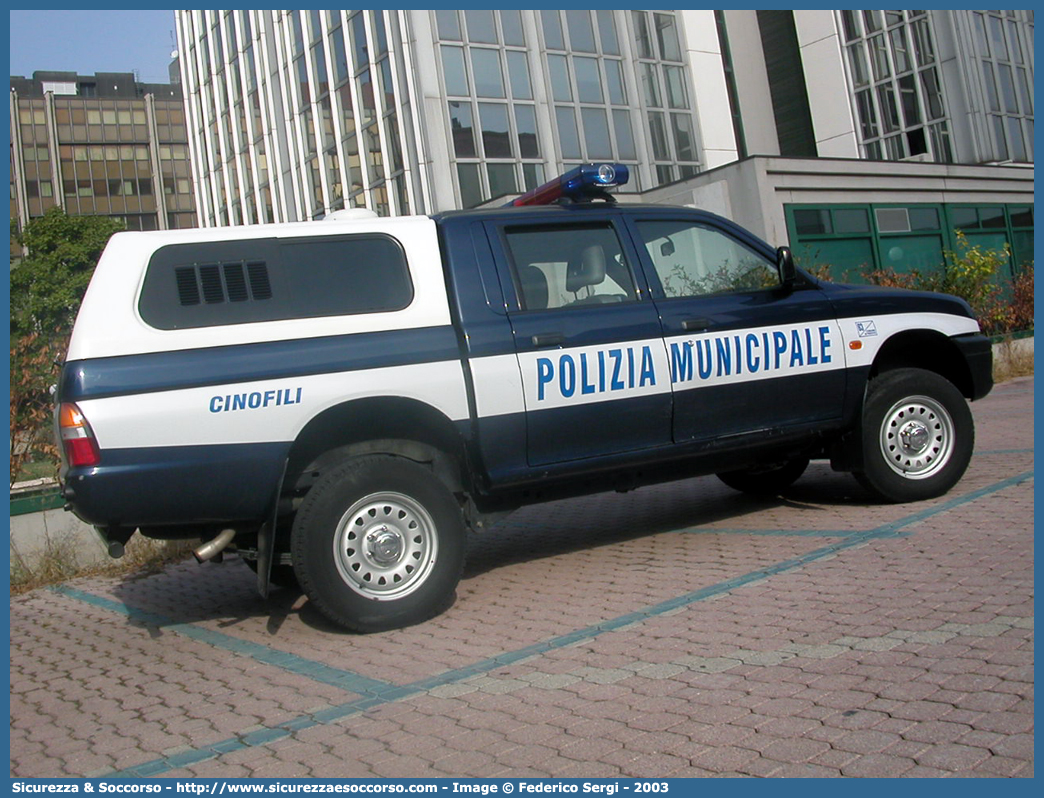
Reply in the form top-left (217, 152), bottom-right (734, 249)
top-left (833, 9), bottom-right (1034, 164)
top-left (173, 9), bottom-right (1031, 276)
top-left (9, 71), bottom-right (198, 253)
top-left (174, 9), bottom-right (739, 224)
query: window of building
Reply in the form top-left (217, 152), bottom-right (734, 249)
top-left (184, 9), bottom-right (412, 220)
top-left (840, 10), bottom-right (955, 163)
top-left (1008, 205), bottom-right (1034, 269)
top-left (628, 10), bottom-right (700, 185)
top-left (787, 202), bottom-right (1033, 282)
top-left (972, 10), bottom-right (1034, 162)
top-left (443, 10), bottom-right (691, 197)
top-left (436, 10), bottom-right (544, 206)
top-left (547, 10), bottom-right (646, 171)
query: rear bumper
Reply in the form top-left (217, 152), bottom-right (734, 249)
top-left (953, 333), bottom-right (994, 401)
top-left (61, 442), bottom-right (288, 528)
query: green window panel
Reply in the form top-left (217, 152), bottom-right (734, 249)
top-left (1012, 230), bottom-right (1033, 270)
top-left (794, 238), bottom-right (876, 281)
top-left (943, 205), bottom-right (1019, 282)
top-left (877, 235), bottom-right (944, 275)
top-left (787, 202), bottom-right (1033, 285)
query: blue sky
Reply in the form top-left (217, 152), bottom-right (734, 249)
top-left (10, 10), bottom-right (177, 83)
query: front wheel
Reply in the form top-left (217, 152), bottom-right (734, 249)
top-left (291, 455), bottom-right (465, 632)
top-left (854, 368), bottom-right (974, 503)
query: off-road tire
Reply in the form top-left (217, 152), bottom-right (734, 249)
top-left (291, 455), bottom-right (465, 632)
top-left (854, 368), bottom-right (974, 503)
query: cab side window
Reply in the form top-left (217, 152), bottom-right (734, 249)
top-left (637, 220), bottom-right (779, 298)
top-left (504, 223), bottom-right (638, 311)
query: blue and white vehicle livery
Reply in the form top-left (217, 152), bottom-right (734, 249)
top-left (56, 164), bottom-right (993, 632)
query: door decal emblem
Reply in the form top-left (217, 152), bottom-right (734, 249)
top-left (855, 320), bottom-right (878, 338)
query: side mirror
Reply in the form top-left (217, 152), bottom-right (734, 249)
top-left (776, 246), bottom-right (796, 290)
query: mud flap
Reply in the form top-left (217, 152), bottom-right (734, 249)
top-left (256, 460), bottom-right (288, 599)
top-left (255, 521), bottom-right (274, 598)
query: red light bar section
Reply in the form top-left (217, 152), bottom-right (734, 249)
top-left (510, 180), bottom-right (567, 207)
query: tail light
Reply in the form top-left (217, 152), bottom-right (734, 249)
top-left (58, 403), bottom-right (101, 467)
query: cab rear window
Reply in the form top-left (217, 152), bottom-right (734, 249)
top-left (138, 234), bottom-right (412, 329)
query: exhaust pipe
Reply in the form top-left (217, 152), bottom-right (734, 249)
top-left (193, 528), bottom-right (236, 563)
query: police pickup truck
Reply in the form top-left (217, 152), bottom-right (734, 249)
top-left (56, 163), bottom-right (993, 632)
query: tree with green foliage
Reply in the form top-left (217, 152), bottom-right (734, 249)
top-left (11, 207), bottom-right (124, 337)
top-left (10, 208), bottom-right (124, 484)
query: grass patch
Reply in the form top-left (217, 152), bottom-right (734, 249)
top-left (993, 336), bottom-right (1034, 383)
top-left (13, 457), bottom-right (57, 485)
top-left (10, 533), bottom-right (198, 595)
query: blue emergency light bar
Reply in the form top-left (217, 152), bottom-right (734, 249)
top-left (505, 163), bottom-right (630, 207)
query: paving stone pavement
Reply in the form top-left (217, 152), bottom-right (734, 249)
top-left (10, 376), bottom-right (1033, 779)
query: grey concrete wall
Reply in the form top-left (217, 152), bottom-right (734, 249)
top-left (721, 10), bottom-right (779, 159)
top-left (10, 504), bottom-right (110, 576)
top-left (641, 156), bottom-right (1035, 246)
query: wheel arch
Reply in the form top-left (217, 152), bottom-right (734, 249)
top-left (868, 329), bottom-right (976, 399)
top-left (831, 330), bottom-right (978, 473)
top-left (284, 396), bottom-right (468, 497)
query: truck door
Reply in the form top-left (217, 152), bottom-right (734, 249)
top-left (488, 219), bottom-right (673, 467)
top-left (625, 214), bottom-right (846, 443)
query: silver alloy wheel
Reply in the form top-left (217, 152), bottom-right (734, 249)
top-left (878, 394), bottom-right (955, 479)
top-left (332, 491), bottom-right (438, 600)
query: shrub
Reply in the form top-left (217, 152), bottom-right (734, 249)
top-left (862, 231), bottom-right (1032, 337)
top-left (9, 209), bottom-right (123, 484)
top-left (10, 330), bottom-right (66, 485)
top-left (861, 267), bottom-right (931, 292)
top-left (803, 261), bottom-right (837, 283)
top-left (1009, 264), bottom-right (1034, 333)
top-left (942, 232), bottom-right (1013, 335)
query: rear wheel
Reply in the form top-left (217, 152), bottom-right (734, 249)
top-left (854, 368), bottom-right (973, 503)
top-left (291, 455), bottom-right (465, 632)
top-left (717, 457), bottom-right (809, 496)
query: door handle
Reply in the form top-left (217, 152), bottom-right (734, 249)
top-left (531, 333), bottom-right (565, 347)
top-left (681, 318), bottom-right (711, 332)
